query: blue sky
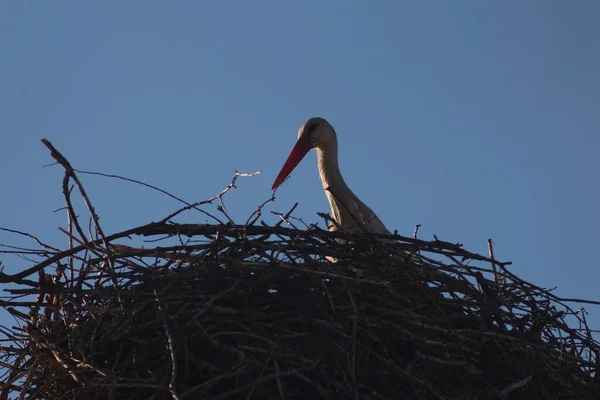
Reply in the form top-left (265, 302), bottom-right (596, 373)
top-left (1, 2), bottom-right (599, 330)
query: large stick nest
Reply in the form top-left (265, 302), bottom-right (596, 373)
top-left (1, 140), bottom-right (599, 400)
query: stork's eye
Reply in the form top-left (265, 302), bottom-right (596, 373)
top-left (307, 124), bottom-right (319, 134)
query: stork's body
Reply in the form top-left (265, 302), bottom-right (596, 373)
top-left (272, 117), bottom-right (391, 235)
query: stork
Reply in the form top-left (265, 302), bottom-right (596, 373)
top-left (271, 117), bottom-right (391, 236)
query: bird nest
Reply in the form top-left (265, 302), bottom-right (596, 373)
top-left (1, 140), bottom-right (600, 400)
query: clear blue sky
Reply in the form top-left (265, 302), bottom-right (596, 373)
top-left (1, 2), bottom-right (599, 329)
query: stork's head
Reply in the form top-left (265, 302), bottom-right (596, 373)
top-left (297, 117), bottom-right (338, 149)
top-left (271, 117), bottom-right (337, 190)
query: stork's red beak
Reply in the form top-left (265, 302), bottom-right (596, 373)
top-left (271, 138), bottom-right (313, 190)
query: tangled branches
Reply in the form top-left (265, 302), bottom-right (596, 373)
top-left (0, 140), bottom-right (599, 399)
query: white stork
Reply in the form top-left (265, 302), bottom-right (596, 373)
top-left (271, 117), bottom-right (391, 236)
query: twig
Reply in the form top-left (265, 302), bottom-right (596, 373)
top-left (41, 139), bottom-right (109, 250)
top-left (413, 224), bottom-right (421, 239)
top-left (159, 170), bottom-right (260, 224)
top-left (498, 375), bottom-right (532, 399)
top-left (153, 287), bottom-right (181, 400)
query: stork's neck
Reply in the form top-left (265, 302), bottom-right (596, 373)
top-left (315, 141), bottom-right (390, 234)
top-left (316, 143), bottom-right (353, 201)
